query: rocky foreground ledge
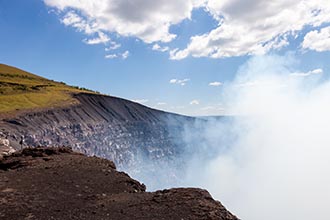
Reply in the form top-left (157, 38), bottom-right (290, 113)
top-left (0, 147), bottom-right (238, 220)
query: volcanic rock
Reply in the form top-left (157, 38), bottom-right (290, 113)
top-left (0, 147), bottom-right (238, 220)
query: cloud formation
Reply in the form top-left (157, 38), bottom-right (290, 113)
top-left (169, 78), bottom-right (190, 86)
top-left (44, 0), bottom-right (203, 43)
top-left (105, 42), bottom-right (121, 51)
top-left (121, 51), bottom-right (130, 59)
top-left (104, 54), bottom-right (117, 59)
top-left (302, 26), bottom-right (330, 52)
top-left (105, 50), bottom-right (130, 59)
top-left (46, 0), bottom-right (330, 59)
top-left (170, 1), bottom-right (330, 59)
top-left (209, 81), bottom-right (222, 86)
top-left (190, 100), bottom-right (200, 105)
top-left (290, 68), bottom-right (323, 77)
top-left (152, 44), bottom-right (169, 52)
top-left (84, 32), bottom-right (110, 45)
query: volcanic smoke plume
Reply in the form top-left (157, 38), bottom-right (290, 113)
top-left (181, 54), bottom-right (330, 220)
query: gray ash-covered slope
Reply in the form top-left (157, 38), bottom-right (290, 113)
top-left (0, 92), bottom-right (193, 174)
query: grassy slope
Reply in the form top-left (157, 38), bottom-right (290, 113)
top-left (0, 64), bottom-right (97, 113)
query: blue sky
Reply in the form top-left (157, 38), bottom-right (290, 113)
top-left (0, 0), bottom-right (330, 116)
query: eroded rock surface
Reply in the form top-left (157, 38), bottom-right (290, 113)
top-left (0, 147), bottom-right (238, 220)
top-left (0, 93), bottom-right (193, 170)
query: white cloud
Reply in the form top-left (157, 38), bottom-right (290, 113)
top-left (190, 100), bottom-right (200, 105)
top-left (302, 26), bottom-right (330, 52)
top-left (46, 0), bottom-right (330, 59)
top-left (169, 78), bottom-right (190, 86)
top-left (60, 11), bottom-right (97, 34)
top-left (61, 11), bottom-right (82, 26)
top-left (209, 81), bottom-right (222, 86)
top-left (171, 0), bottom-right (330, 59)
top-left (105, 50), bottom-right (130, 59)
top-left (157, 102), bottom-right (167, 106)
top-left (44, 0), bottom-right (203, 43)
top-left (290, 68), bottom-right (324, 77)
top-left (152, 44), bottom-right (169, 52)
top-left (131, 99), bottom-right (149, 104)
top-left (104, 54), bottom-right (117, 59)
top-left (169, 48), bottom-right (189, 60)
top-left (105, 42), bottom-right (121, 51)
top-left (122, 50), bottom-right (130, 59)
top-left (84, 32), bottom-right (110, 45)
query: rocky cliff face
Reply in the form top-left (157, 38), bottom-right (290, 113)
top-left (0, 93), bottom-right (194, 185)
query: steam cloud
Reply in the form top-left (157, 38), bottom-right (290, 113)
top-left (127, 54), bottom-right (330, 220)
top-left (183, 54), bottom-right (330, 220)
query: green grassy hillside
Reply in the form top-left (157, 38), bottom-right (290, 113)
top-left (0, 64), bottom-right (98, 113)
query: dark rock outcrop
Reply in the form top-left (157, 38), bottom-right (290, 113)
top-left (0, 147), bottom-right (238, 220)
